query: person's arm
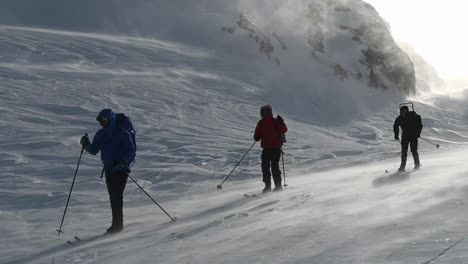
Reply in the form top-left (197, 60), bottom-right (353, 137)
top-left (416, 115), bottom-right (423, 137)
top-left (254, 121), bottom-right (262, 141)
top-left (109, 131), bottom-right (136, 174)
top-left (393, 116), bottom-right (401, 140)
top-left (85, 130), bottom-right (104, 155)
top-left (281, 122), bottom-right (288, 133)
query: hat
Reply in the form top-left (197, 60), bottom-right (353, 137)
top-left (260, 105), bottom-right (273, 117)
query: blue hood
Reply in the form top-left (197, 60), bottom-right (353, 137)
top-left (97, 108), bottom-right (116, 130)
top-left (85, 108), bottom-right (136, 173)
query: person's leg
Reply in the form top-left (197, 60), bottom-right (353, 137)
top-left (106, 170), bottom-right (129, 233)
top-left (262, 149), bottom-right (271, 189)
top-left (261, 150), bottom-right (272, 191)
top-left (271, 149), bottom-right (282, 190)
top-left (400, 138), bottom-right (410, 171)
top-left (410, 138), bottom-right (420, 168)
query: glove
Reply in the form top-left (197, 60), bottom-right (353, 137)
top-left (110, 160), bottom-right (126, 174)
top-left (276, 115), bottom-right (284, 124)
top-left (394, 135), bottom-right (399, 141)
top-left (80, 135), bottom-right (90, 147)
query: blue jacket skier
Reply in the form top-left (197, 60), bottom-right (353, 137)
top-left (80, 109), bottom-right (135, 234)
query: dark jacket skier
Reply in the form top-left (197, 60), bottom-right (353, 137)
top-left (393, 105), bottom-right (423, 172)
top-left (254, 105), bottom-right (288, 192)
top-left (80, 109), bottom-right (135, 234)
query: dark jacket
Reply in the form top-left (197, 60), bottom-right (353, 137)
top-left (393, 111), bottom-right (423, 139)
top-left (85, 109), bottom-right (135, 172)
top-left (254, 116), bottom-right (288, 149)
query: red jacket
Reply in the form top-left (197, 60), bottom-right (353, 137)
top-left (254, 116), bottom-right (288, 149)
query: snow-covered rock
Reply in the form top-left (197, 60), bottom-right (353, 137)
top-left (222, 0), bottom-right (416, 95)
top-left (0, 0), bottom-right (415, 95)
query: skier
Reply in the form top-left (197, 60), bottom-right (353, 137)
top-left (393, 105), bottom-right (423, 172)
top-left (80, 109), bottom-right (136, 234)
top-left (254, 105), bottom-right (288, 192)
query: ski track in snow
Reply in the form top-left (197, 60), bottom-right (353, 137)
top-left (1, 26), bottom-right (468, 264)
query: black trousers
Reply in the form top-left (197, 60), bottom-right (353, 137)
top-left (400, 137), bottom-right (420, 169)
top-left (106, 170), bottom-right (129, 225)
top-left (261, 149), bottom-right (282, 187)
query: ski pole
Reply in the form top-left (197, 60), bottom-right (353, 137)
top-left (56, 133), bottom-right (87, 236)
top-left (217, 141), bottom-right (257, 190)
top-left (128, 175), bottom-right (177, 222)
top-left (420, 137), bottom-right (440, 149)
top-left (281, 150), bottom-right (287, 188)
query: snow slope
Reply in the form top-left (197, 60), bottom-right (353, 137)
top-left (5, 149), bottom-right (468, 264)
top-left (1, 7), bottom-right (468, 264)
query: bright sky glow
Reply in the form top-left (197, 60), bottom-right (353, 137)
top-left (364, 0), bottom-right (468, 83)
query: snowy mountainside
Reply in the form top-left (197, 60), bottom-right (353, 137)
top-left (0, 0), bottom-right (415, 96)
top-left (1, 1), bottom-right (468, 263)
top-left (2, 24), bottom-right (468, 264)
top-left (399, 43), bottom-right (445, 96)
top-left (0, 25), bottom-right (424, 191)
top-left (222, 0), bottom-right (415, 95)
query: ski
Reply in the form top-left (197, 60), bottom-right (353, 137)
top-left (385, 168), bottom-right (420, 174)
top-left (244, 191), bottom-right (276, 198)
top-left (67, 236), bottom-right (79, 244)
top-left (67, 237), bottom-right (77, 245)
top-left (67, 233), bottom-right (107, 245)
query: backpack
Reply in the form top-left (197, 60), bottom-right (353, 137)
top-left (274, 115), bottom-right (287, 146)
top-left (115, 113), bottom-right (137, 165)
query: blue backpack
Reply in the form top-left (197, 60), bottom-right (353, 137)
top-left (115, 113), bottom-right (136, 165)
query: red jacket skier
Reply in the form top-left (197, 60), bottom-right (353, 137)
top-left (254, 105), bottom-right (288, 192)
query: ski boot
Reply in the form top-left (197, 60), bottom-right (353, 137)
top-left (262, 185), bottom-right (271, 193)
top-left (106, 222), bottom-right (123, 234)
top-left (273, 186), bottom-right (283, 192)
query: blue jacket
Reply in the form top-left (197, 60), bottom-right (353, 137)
top-left (85, 109), bottom-right (135, 173)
